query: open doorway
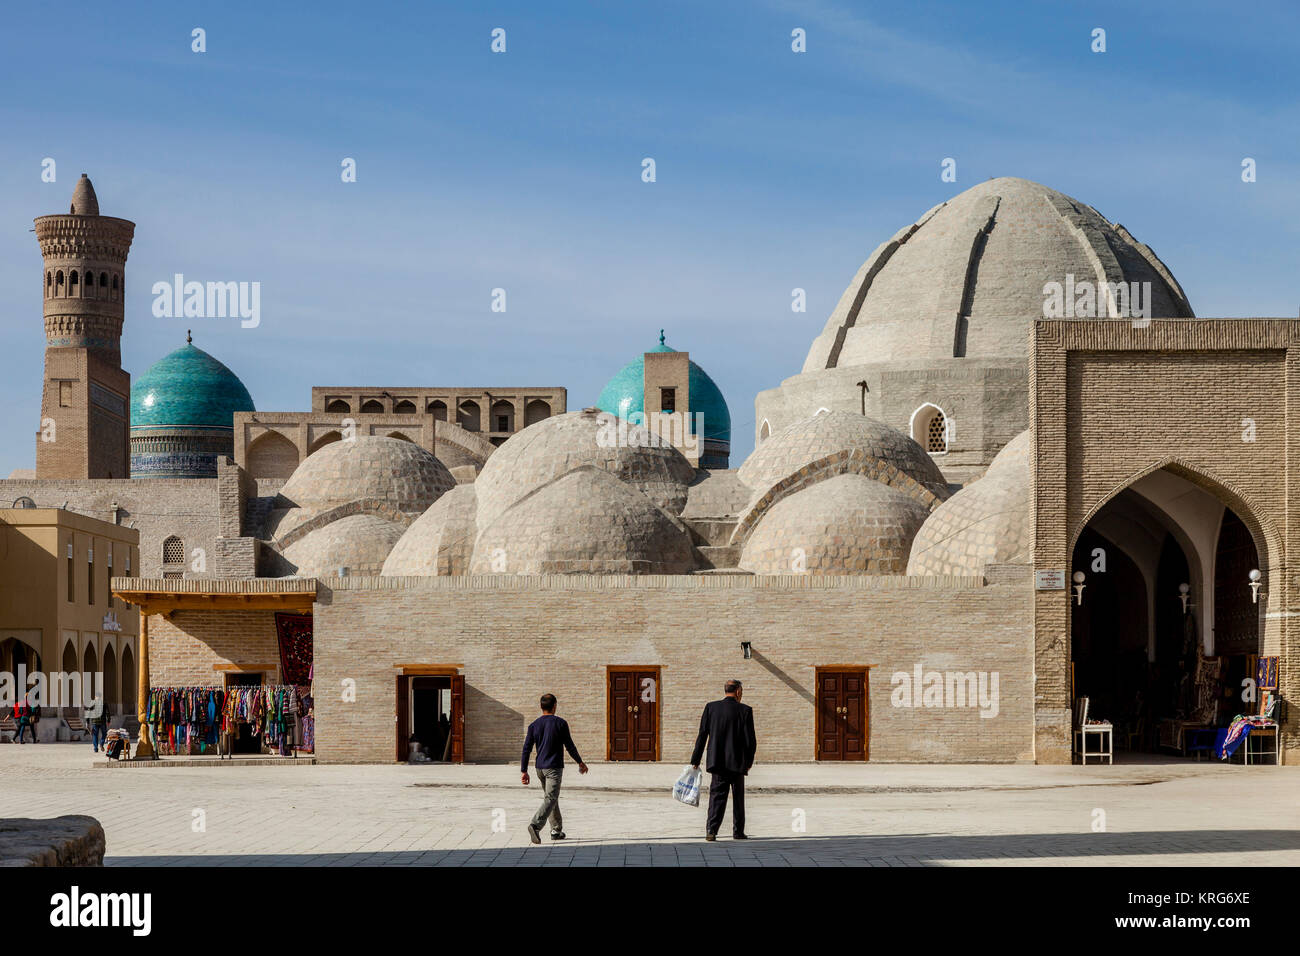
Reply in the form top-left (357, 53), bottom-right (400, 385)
top-left (396, 671), bottom-right (464, 763)
top-left (1070, 470), bottom-right (1264, 760)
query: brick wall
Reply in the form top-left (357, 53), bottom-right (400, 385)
top-left (147, 609), bottom-right (281, 686)
top-left (0, 479), bottom-right (220, 578)
top-left (1033, 320), bottom-right (1298, 763)
top-left (311, 575), bottom-right (1033, 765)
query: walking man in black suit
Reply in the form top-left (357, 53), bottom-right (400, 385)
top-left (691, 679), bottom-right (757, 841)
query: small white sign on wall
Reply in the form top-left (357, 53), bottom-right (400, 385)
top-left (1034, 569), bottom-right (1067, 590)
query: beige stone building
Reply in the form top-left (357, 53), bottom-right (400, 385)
top-left (7, 173), bottom-right (1295, 767)
top-left (0, 507), bottom-right (139, 737)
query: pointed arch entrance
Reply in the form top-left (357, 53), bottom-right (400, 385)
top-left (1069, 465), bottom-right (1267, 757)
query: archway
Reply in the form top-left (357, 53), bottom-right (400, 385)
top-left (60, 641), bottom-right (77, 713)
top-left (457, 400), bottom-right (481, 432)
top-left (82, 643), bottom-right (98, 715)
top-left (1070, 469), bottom-right (1264, 758)
top-left (308, 431), bottom-right (342, 456)
top-left (103, 643), bottom-right (118, 717)
top-left (121, 645), bottom-right (135, 721)
top-left (246, 431), bottom-right (300, 480)
top-left (524, 399), bottom-right (550, 427)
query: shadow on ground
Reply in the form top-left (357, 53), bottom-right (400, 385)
top-left (106, 829), bottom-right (1300, 866)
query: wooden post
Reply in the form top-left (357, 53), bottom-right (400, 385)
top-left (134, 609), bottom-right (154, 758)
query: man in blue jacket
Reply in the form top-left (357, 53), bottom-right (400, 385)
top-left (520, 693), bottom-right (588, 844)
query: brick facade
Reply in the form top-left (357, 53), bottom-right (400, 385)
top-left (311, 574), bottom-right (1033, 764)
top-left (1033, 319), bottom-right (1296, 763)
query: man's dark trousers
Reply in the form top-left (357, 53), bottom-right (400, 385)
top-left (707, 768), bottom-right (745, 836)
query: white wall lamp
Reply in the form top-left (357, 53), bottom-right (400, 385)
top-left (1249, 569), bottom-right (1264, 604)
top-left (740, 641), bottom-right (752, 660)
top-left (1072, 571), bottom-right (1086, 606)
top-left (1178, 582), bottom-right (1191, 615)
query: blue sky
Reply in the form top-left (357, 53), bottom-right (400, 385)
top-left (1, 0), bottom-right (1296, 475)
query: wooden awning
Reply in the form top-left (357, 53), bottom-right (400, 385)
top-left (111, 577), bottom-right (317, 615)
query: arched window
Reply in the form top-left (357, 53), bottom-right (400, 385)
top-left (360, 399), bottom-right (383, 413)
top-left (99, 272), bottom-right (108, 288)
top-left (759, 419), bottom-right (771, 442)
top-left (325, 399), bottom-right (350, 413)
top-left (910, 403), bottom-right (948, 455)
top-left (162, 536), bottom-right (185, 565)
top-left (457, 400), bottom-right (481, 432)
top-left (45, 272), bottom-right (51, 297)
top-left (70, 270), bottom-right (78, 291)
top-left (523, 399), bottom-right (550, 427)
top-left (56, 270), bottom-right (64, 291)
top-left (393, 400), bottom-right (416, 414)
top-left (428, 400), bottom-right (448, 421)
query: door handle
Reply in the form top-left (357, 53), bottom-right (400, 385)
top-left (634, 706), bottom-right (639, 713)
top-left (627, 706), bottom-right (633, 712)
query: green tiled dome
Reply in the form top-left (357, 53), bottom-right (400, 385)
top-left (131, 341), bottom-right (254, 431)
top-left (595, 332), bottom-right (731, 444)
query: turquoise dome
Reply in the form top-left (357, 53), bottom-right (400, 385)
top-left (131, 341), bottom-right (254, 431)
top-left (595, 332), bottom-right (731, 444)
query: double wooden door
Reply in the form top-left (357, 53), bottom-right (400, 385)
top-left (607, 667), bottom-right (659, 760)
top-left (816, 668), bottom-right (868, 760)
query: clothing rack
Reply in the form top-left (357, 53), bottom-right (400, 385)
top-left (143, 684), bottom-right (312, 759)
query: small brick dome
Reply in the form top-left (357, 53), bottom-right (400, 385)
top-left (473, 409), bottom-right (696, 535)
top-left (906, 429), bottom-right (1032, 575)
top-left (280, 513), bottom-right (407, 577)
top-left (739, 410), bottom-right (948, 499)
top-left (470, 466), bottom-right (696, 575)
top-left (739, 473), bottom-right (930, 575)
top-left (280, 436), bottom-right (454, 514)
top-left (381, 484), bottom-right (478, 577)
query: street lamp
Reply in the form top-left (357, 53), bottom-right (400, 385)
top-left (1249, 569), bottom-right (1263, 604)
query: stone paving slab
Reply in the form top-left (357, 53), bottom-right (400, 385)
top-left (2, 744), bottom-right (1297, 866)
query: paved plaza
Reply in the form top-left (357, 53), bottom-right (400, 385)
top-left (1, 745), bottom-right (1297, 866)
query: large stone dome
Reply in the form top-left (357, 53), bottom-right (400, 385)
top-left (470, 466), bottom-right (696, 575)
top-left (739, 410), bottom-right (949, 499)
top-left (804, 177), bottom-right (1193, 369)
top-left (906, 429), bottom-right (1032, 575)
top-left (739, 473), bottom-right (930, 575)
top-left (381, 484), bottom-right (478, 577)
top-left (473, 408), bottom-right (696, 534)
top-left (279, 436), bottom-right (455, 514)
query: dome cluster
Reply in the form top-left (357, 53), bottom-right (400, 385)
top-left (381, 409), bottom-right (699, 577)
top-left (730, 410), bottom-right (949, 575)
top-left (267, 437), bottom-right (455, 577)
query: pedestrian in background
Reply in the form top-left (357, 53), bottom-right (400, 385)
top-left (520, 693), bottom-right (588, 844)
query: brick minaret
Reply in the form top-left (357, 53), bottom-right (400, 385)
top-left (34, 174), bottom-right (136, 478)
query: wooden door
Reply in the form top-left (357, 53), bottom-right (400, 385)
top-left (607, 667), bottom-right (659, 760)
top-left (396, 676), bottom-right (409, 762)
top-left (816, 669), bottom-right (868, 761)
top-left (841, 670), bottom-right (867, 759)
top-left (608, 670), bottom-right (635, 760)
top-left (631, 669), bottom-right (658, 761)
top-left (449, 674), bottom-right (464, 763)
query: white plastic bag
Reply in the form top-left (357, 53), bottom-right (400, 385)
top-left (673, 765), bottom-right (703, 806)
